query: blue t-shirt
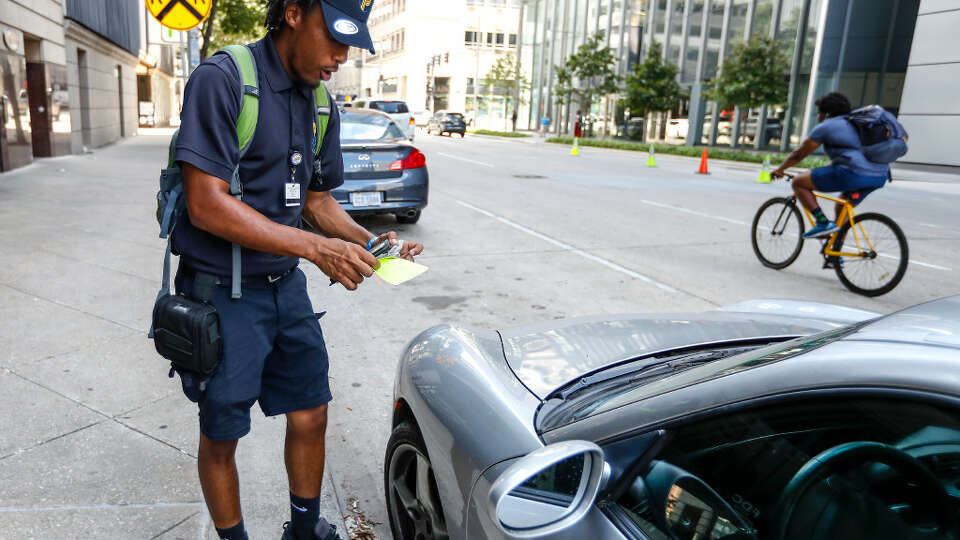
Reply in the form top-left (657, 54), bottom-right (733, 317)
top-left (172, 36), bottom-right (343, 277)
top-left (808, 116), bottom-right (888, 177)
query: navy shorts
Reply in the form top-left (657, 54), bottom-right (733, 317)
top-left (811, 164), bottom-right (887, 205)
top-left (175, 266), bottom-right (332, 441)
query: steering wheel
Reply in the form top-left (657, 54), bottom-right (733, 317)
top-left (773, 441), bottom-right (955, 540)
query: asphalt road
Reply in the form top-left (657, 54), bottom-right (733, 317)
top-left (319, 130), bottom-right (960, 538)
top-left (1, 130), bottom-right (957, 539)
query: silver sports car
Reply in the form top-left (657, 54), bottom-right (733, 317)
top-left (384, 296), bottom-right (960, 540)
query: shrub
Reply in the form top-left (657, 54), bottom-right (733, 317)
top-left (545, 137), bottom-right (829, 169)
top-left (472, 129), bottom-right (531, 138)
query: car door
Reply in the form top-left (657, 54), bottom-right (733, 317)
top-left (603, 392), bottom-right (960, 540)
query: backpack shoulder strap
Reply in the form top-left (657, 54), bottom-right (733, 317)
top-left (214, 44), bottom-right (261, 299)
top-left (313, 82), bottom-right (331, 157)
top-left (217, 45), bottom-right (260, 157)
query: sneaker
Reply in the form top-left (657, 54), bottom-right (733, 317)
top-left (803, 221), bottom-right (838, 239)
top-left (280, 519), bottom-right (342, 540)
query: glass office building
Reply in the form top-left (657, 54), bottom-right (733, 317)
top-left (517, 0), bottom-right (647, 134)
top-left (519, 0), bottom-right (920, 151)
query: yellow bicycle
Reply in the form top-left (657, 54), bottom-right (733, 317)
top-left (751, 174), bottom-right (908, 296)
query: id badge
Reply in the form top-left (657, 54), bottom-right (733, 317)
top-left (284, 182), bottom-right (301, 207)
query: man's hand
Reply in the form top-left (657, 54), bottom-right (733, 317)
top-left (372, 231), bottom-right (424, 261)
top-left (771, 168), bottom-right (785, 180)
top-left (308, 237), bottom-right (378, 290)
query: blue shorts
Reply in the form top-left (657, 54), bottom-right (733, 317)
top-left (811, 164), bottom-right (887, 205)
top-left (175, 266), bottom-right (332, 441)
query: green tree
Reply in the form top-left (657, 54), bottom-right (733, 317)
top-left (482, 54), bottom-right (530, 131)
top-left (554, 32), bottom-right (620, 127)
top-left (706, 36), bottom-right (789, 147)
top-left (619, 41), bottom-right (682, 142)
top-left (200, 0), bottom-right (266, 60)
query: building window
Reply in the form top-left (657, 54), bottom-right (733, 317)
top-left (467, 0), bottom-right (484, 6)
top-left (465, 30), bottom-right (480, 45)
top-left (495, 32), bottom-right (505, 47)
top-left (486, 32), bottom-right (494, 46)
top-left (509, 33), bottom-right (517, 47)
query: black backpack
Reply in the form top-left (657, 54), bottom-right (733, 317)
top-left (846, 105), bottom-right (908, 164)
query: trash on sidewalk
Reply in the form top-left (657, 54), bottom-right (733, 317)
top-left (344, 497), bottom-right (378, 540)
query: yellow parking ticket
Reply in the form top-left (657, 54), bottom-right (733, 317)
top-left (374, 257), bottom-right (428, 285)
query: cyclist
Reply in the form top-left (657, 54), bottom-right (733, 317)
top-left (771, 92), bottom-right (890, 239)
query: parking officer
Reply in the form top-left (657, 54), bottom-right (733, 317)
top-left (171, 1), bottom-right (423, 539)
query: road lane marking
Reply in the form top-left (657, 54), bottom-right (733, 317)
top-left (455, 200), bottom-right (679, 293)
top-left (638, 199), bottom-right (749, 226)
top-left (436, 152), bottom-right (494, 168)
top-left (878, 253), bottom-right (951, 271)
top-left (639, 199), bottom-right (951, 272)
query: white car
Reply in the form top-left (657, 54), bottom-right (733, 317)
top-left (367, 100), bottom-right (415, 140)
top-left (412, 109), bottom-right (432, 127)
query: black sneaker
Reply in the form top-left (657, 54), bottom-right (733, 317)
top-left (280, 519), bottom-right (342, 540)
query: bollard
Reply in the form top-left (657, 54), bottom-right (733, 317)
top-left (647, 145), bottom-right (657, 167)
top-left (757, 154), bottom-right (772, 183)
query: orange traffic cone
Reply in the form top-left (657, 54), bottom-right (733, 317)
top-left (696, 148), bottom-right (710, 175)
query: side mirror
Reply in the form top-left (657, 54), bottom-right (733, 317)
top-left (488, 440), bottom-right (605, 537)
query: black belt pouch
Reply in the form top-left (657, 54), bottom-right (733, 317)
top-left (152, 294), bottom-right (221, 377)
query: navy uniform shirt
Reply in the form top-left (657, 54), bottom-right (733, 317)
top-left (173, 35), bottom-right (343, 276)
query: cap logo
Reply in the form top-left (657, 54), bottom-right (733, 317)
top-left (361, 0), bottom-right (373, 11)
top-left (333, 18), bottom-right (359, 35)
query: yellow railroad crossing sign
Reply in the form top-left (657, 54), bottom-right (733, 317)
top-left (146, 0), bottom-right (212, 31)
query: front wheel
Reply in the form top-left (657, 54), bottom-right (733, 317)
top-left (752, 197), bottom-right (805, 269)
top-left (384, 422), bottom-right (449, 540)
top-left (833, 212), bottom-right (908, 296)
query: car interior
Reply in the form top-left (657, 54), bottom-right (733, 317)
top-left (611, 397), bottom-right (960, 540)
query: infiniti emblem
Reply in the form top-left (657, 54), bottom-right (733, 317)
top-left (357, 154), bottom-right (371, 161)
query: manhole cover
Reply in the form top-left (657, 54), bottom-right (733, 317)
top-left (513, 174), bottom-right (547, 179)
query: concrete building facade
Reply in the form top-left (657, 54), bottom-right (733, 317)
top-left (897, 0), bottom-right (960, 171)
top-left (329, 0), bottom-right (523, 130)
top-left (1, 0), bottom-right (142, 172)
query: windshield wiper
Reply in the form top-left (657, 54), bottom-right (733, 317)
top-left (554, 346), bottom-right (762, 401)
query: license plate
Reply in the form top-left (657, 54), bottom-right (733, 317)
top-left (350, 192), bottom-right (383, 207)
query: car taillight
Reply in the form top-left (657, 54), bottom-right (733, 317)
top-left (389, 149), bottom-right (426, 170)
top-left (409, 117), bottom-right (415, 125)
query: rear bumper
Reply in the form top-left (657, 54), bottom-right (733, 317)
top-left (331, 169), bottom-right (428, 216)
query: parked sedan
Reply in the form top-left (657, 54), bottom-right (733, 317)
top-left (330, 109), bottom-right (427, 224)
top-left (385, 296), bottom-right (960, 539)
top-left (426, 111), bottom-right (467, 137)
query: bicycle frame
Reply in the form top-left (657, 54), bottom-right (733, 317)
top-left (795, 192), bottom-right (876, 258)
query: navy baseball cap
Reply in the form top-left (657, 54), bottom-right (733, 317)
top-left (321, 0), bottom-right (376, 54)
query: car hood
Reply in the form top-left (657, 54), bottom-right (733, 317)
top-left (499, 300), bottom-right (879, 399)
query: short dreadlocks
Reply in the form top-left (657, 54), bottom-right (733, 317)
top-left (264, 0), bottom-right (323, 35)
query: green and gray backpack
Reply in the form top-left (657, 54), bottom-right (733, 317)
top-left (154, 44), bottom-right (332, 303)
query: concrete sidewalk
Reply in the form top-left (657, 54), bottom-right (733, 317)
top-left (0, 133), bottom-right (347, 539)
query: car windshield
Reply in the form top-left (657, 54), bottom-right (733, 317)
top-left (443, 113), bottom-right (464, 121)
top-left (369, 101), bottom-right (409, 114)
top-left (340, 113), bottom-right (405, 142)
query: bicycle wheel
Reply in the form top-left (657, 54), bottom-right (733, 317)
top-left (752, 197), bottom-right (805, 269)
top-left (833, 212), bottom-right (908, 296)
